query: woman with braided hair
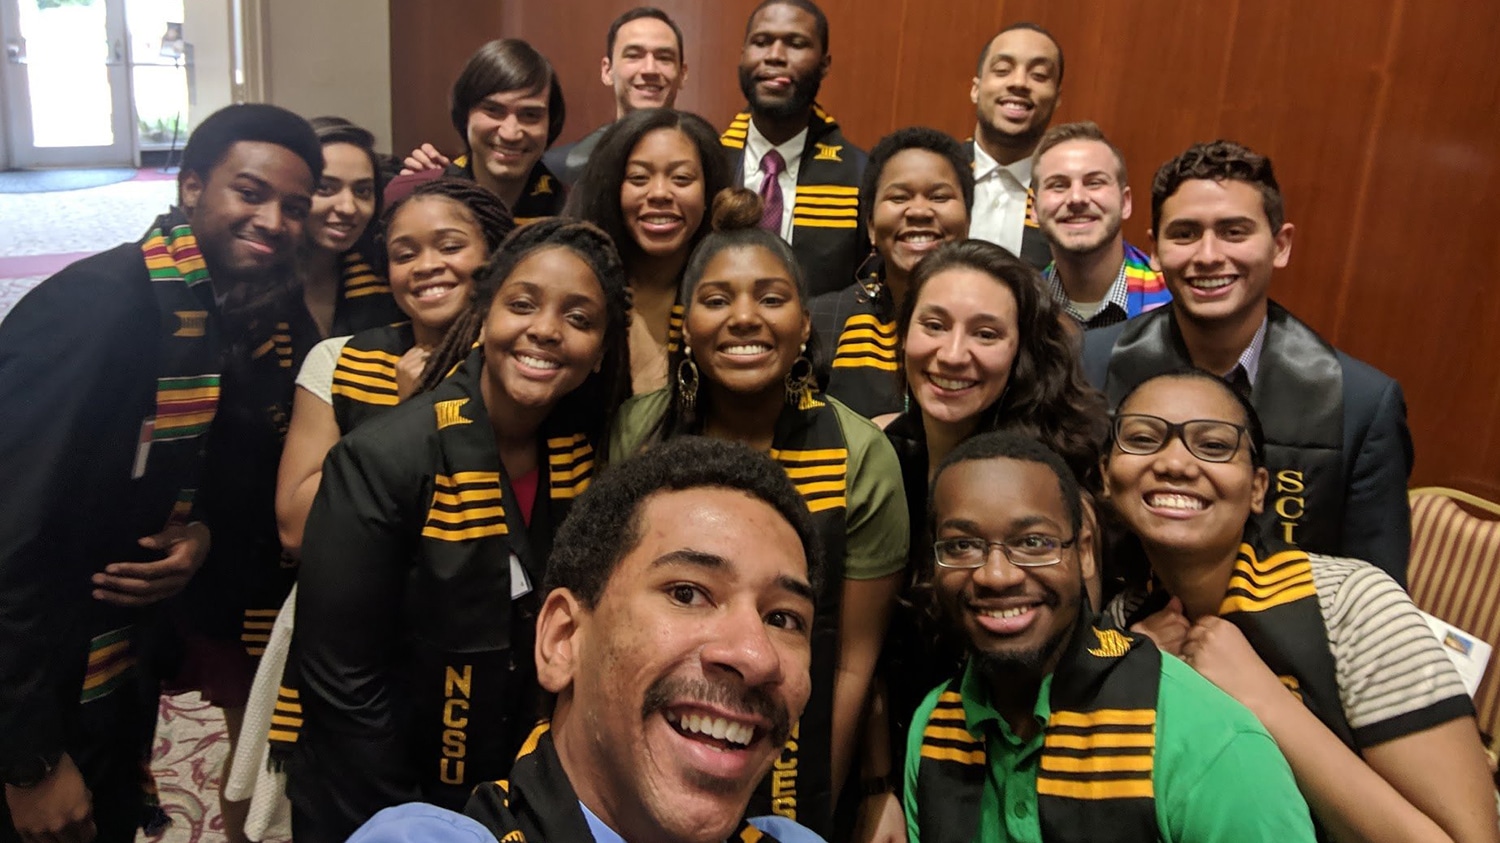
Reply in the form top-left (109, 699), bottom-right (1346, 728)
top-left (286, 218), bottom-right (631, 843)
top-left (275, 176), bottom-right (514, 555)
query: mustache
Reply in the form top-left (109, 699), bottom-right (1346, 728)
top-left (642, 675), bottom-right (792, 747)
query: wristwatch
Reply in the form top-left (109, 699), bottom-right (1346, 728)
top-left (4, 752), bottom-right (59, 788)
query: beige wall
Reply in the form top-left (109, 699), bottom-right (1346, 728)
top-left (183, 0), bottom-right (234, 129)
top-left (262, 0), bottom-right (391, 151)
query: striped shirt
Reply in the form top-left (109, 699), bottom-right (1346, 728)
top-left (1106, 554), bottom-right (1470, 746)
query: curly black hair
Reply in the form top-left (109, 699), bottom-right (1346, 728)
top-left (1150, 140), bottom-right (1284, 234)
top-left (544, 435), bottom-right (825, 607)
top-left (859, 127), bottom-right (976, 227)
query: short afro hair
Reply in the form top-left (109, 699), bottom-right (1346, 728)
top-left (931, 431), bottom-right (1083, 536)
top-left (180, 103), bottom-right (322, 190)
top-left (860, 127), bottom-right (975, 224)
top-left (544, 436), bottom-right (825, 607)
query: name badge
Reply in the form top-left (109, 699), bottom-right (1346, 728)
top-left (131, 418), bottom-right (155, 479)
top-left (509, 553), bottom-right (532, 600)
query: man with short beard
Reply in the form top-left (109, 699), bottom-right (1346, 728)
top-left (904, 432), bottom-right (1314, 843)
top-left (722, 0), bottom-right (867, 297)
top-left (0, 104), bottom-right (320, 843)
top-left (345, 437), bottom-right (827, 843)
top-left (967, 22), bottom-right (1063, 270)
top-left (1032, 122), bottom-right (1170, 329)
top-left (543, 7), bottom-right (688, 187)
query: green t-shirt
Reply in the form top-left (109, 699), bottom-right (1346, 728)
top-left (610, 389), bottom-right (907, 580)
top-left (903, 653), bottom-right (1316, 843)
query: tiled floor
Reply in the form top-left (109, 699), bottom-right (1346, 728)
top-left (0, 169), bottom-right (177, 318)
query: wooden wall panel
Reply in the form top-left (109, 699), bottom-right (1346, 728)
top-left (386, 0), bottom-right (505, 157)
top-left (387, 0), bottom-right (1500, 496)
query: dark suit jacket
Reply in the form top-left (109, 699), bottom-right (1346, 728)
top-left (1082, 312), bottom-right (1414, 585)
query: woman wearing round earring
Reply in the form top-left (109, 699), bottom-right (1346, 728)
top-left (288, 219), bottom-right (633, 843)
top-left (611, 188), bottom-right (909, 840)
top-left (808, 127), bottom-right (974, 419)
top-left (566, 108), bottom-right (732, 395)
top-left (1102, 369), bottom-right (1496, 843)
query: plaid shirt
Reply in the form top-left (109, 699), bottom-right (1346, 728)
top-left (1044, 241), bottom-right (1170, 329)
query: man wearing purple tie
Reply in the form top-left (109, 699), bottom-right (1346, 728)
top-left (720, 0), bottom-right (868, 297)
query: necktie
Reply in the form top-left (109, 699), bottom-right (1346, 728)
top-left (759, 149), bottom-right (785, 233)
top-left (1225, 365), bottom-right (1253, 400)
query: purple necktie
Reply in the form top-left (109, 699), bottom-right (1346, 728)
top-left (759, 149), bottom-right (785, 233)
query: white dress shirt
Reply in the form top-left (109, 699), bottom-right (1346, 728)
top-left (969, 141), bottom-right (1032, 258)
top-left (741, 119), bottom-right (807, 243)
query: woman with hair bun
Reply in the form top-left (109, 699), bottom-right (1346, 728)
top-left (611, 187), bottom-right (909, 840)
top-left (288, 218), bottom-right (632, 843)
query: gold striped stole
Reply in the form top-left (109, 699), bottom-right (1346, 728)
top-left (919, 690), bottom-right (985, 765)
top-left (1219, 544), bottom-right (1318, 615)
top-left (341, 252), bottom-right (389, 299)
top-left (423, 471), bottom-right (508, 540)
top-left (267, 685), bottom-right (302, 745)
top-left (720, 111), bottom-right (753, 150)
top-left (1037, 707), bottom-right (1156, 800)
top-left (794, 184), bottom-right (859, 229)
top-left (547, 434), bottom-right (594, 500)
top-left (769, 446), bottom-right (848, 513)
top-left (331, 345), bottom-right (401, 407)
top-left (79, 626), bottom-right (136, 704)
top-left (667, 303), bottom-right (684, 354)
top-left (241, 607), bottom-right (278, 656)
top-left (832, 313), bottom-right (898, 371)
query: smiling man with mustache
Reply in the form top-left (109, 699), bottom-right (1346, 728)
top-left (721, 0), bottom-right (868, 298)
top-left (903, 432), bottom-right (1315, 843)
top-left (347, 437), bottom-right (829, 843)
top-left (966, 22), bottom-right (1063, 270)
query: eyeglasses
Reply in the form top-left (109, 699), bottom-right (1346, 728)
top-left (1111, 413), bottom-right (1253, 463)
top-left (933, 535), bottom-right (1076, 569)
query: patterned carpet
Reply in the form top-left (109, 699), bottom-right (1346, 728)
top-left (144, 693), bottom-right (230, 843)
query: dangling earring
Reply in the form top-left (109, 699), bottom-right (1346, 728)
top-left (677, 355), bottom-right (700, 417)
top-left (854, 246), bottom-right (880, 282)
top-left (785, 343), bottom-right (816, 408)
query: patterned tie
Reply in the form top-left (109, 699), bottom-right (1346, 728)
top-left (759, 149), bottom-right (786, 233)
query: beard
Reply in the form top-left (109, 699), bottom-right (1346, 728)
top-left (1044, 215), bottom-right (1123, 259)
top-left (971, 621), bottom-right (1073, 687)
top-left (738, 64), bottom-right (823, 121)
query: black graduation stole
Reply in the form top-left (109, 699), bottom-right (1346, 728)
top-left (916, 622), bottom-right (1161, 843)
top-left (722, 104), bottom-right (866, 296)
top-left (449, 158), bottom-right (566, 225)
top-left (330, 322), bottom-right (417, 433)
top-left (961, 139), bottom-right (1053, 271)
top-left (329, 248), bottom-right (404, 335)
top-left (744, 396), bottom-right (849, 837)
top-left (271, 349), bottom-right (594, 788)
top-left (80, 214), bottom-right (223, 704)
top-left (1103, 303), bottom-right (1346, 555)
top-left (466, 722), bottom-right (783, 843)
top-left (1126, 540), bottom-right (1355, 749)
top-left (823, 277), bottom-right (903, 418)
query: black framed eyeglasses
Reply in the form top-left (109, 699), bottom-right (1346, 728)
top-left (1111, 413), bottom-right (1254, 463)
top-left (933, 535), bottom-right (1076, 569)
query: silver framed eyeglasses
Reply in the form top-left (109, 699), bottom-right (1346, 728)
top-left (933, 535), bottom-right (1076, 569)
top-left (1111, 413), bottom-right (1254, 463)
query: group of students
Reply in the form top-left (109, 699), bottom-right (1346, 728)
top-left (0, 1), bottom-right (1496, 843)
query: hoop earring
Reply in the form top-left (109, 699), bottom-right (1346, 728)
top-left (677, 355), bottom-right (700, 417)
top-left (854, 246), bottom-right (880, 282)
top-left (785, 345), bottom-right (816, 408)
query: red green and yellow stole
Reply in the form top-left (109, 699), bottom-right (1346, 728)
top-left (916, 623), bottom-right (1162, 843)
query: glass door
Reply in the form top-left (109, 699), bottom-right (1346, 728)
top-left (1, 0), bottom-right (136, 168)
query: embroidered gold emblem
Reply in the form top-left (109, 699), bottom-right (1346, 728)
top-left (435, 398), bottom-right (473, 429)
top-left (173, 310), bottom-right (207, 337)
top-left (499, 831), bottom-right (525, 842)
top-left (1279, 674), bottom-right (1304, 702)
top-left (812, 142), bottom-right (843, 162)
top-left (1087, 627), bottom-right (1132, 658)
top-left (531, 174), bottom-right (554, 195)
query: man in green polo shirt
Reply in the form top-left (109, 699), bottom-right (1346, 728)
top-left (902, 432), bottom-right (1315, 843)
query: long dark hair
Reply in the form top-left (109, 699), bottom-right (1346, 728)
top-left (424, 218), bottom-right (632, 457)
top-left (643, 188), bottom-right (816, 446)
top-left (564, 108), bottom-right (732, 269)
top-left (309, 116), bottom-right (385, 263)
top-left (898, 238), bottom-right (1108, 490)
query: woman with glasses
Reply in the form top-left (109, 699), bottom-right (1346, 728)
top-left (1102, 368), bottom-right (1496, 843)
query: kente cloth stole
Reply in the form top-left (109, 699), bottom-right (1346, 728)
top-left (916, 623), bottom-right (1162, 843)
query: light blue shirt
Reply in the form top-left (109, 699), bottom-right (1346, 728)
top-left (583, 802), bottom-right (827, 843)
